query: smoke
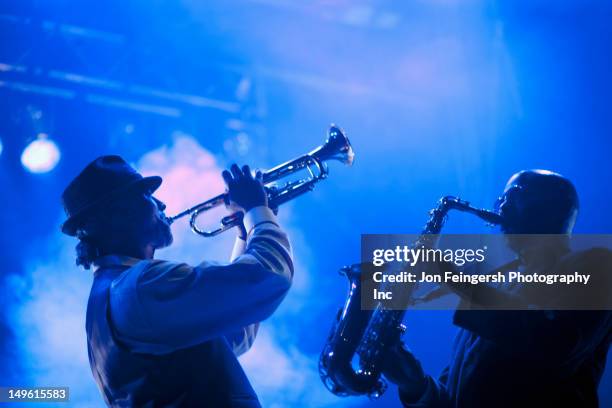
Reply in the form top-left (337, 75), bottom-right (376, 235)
top-left (6, 234), bottom-right (102, 407)
top-left (7, 134), bottom-right (357, 407)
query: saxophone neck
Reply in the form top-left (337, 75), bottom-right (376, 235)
top-left (436, 195), bottom-right (503, 227)
top-left (421, 195), bottom-right (502, 238)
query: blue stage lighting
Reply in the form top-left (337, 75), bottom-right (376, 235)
top-left (20, 134), bottom-right (61, 173)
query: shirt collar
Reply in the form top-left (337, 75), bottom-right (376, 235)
top-left (93, 255), bottom-right (143, 275)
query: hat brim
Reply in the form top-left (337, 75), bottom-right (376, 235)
top-left (61, 175), bottom-right (162, 236)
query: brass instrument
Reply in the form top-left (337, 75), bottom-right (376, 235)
top-left (168, 125), bottom-right (355, 237)
top-left (319, 196), bottom-right (502, 398)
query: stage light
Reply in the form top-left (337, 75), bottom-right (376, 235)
top-left (0, 137), bottom-right (3, 157)
top-left (21, 133), bottom-right (61, 173)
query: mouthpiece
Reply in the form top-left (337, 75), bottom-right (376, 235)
top-left (476, 209), bottom-right (503, 225)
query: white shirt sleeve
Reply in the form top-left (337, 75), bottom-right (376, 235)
top-left (226, 234), bottom-right (258, 356)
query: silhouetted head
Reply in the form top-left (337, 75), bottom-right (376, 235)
top-left (495, 170), bottom-right (578, 235)
top-left (61, 156), bottom-right (172, 268)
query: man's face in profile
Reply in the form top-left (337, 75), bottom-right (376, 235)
top-left (112, 190), bottom-right (173, 250)
top-left (144, 194), bottom-right (173, 249)
top-left (495, 175), bottom-right (532, 253)
top-left (497, 187), bottom-right (543, 255)
top-left (495, 181), bottom-right (524, 235)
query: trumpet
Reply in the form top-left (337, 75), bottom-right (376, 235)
top-left (167, 125), bottom-right (355, 237)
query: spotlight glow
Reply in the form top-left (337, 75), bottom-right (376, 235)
top-left (21, 134), bottom-right (61, 173)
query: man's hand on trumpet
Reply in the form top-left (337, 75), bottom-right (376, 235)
top-left (222, 164), bottom-right (268, 239)
top-left (222, 164), bottom-right (268, 213)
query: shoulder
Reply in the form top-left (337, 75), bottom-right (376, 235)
top-left (111, 259), bottom-right (193, 289)
top-left (560, 248), bottom-right (612, 301)
top-left (109, 260), bottom-right (197, 317)
top-left (562, 247), bottom-right (612, 268)
top-left (107, 260), bottom-right (194, 341)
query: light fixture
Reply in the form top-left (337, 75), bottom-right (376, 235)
top-left (21, 133), bottom-right (61, 173)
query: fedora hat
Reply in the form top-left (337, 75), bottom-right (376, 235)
top-left (61, 155), bottom-right (162, 236)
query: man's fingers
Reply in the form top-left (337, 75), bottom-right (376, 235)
top-left (255, 170), bottom-right (263, 182)
top-left (397, 343), bottom-right (423, 369)
top-left (398, 342), bottom-right (412, 355)
top-left (222, 170), bottom-right (233, 186)
top-left (242, 165), bottom-right (252, 179)
top-left (382, 342), bottom-right (406, 371)
top-left (230, 163), bottom-right (242, 178)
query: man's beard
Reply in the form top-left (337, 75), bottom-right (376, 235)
top-left (151, 218), bottom-right (173, 249)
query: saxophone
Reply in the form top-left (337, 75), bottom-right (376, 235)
top-left (319, 196), bottom-right (502, 398)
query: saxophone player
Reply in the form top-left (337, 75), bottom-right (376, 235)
top-left (381, 170), bottom-right (612, 408)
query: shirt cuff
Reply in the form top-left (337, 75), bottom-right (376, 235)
top-left (243, 206), bottom-right (278, 234)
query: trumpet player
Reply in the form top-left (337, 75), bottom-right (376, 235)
top-left (61, 156), bottom-right (293, 407)
top-left (382, 170), bottom-right (612, 408)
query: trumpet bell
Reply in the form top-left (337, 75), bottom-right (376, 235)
top-left (310, 125), bottom-right (355, 166)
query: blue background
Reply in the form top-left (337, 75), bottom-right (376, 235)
top-left (1, 1), bottom-right (611, 406)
